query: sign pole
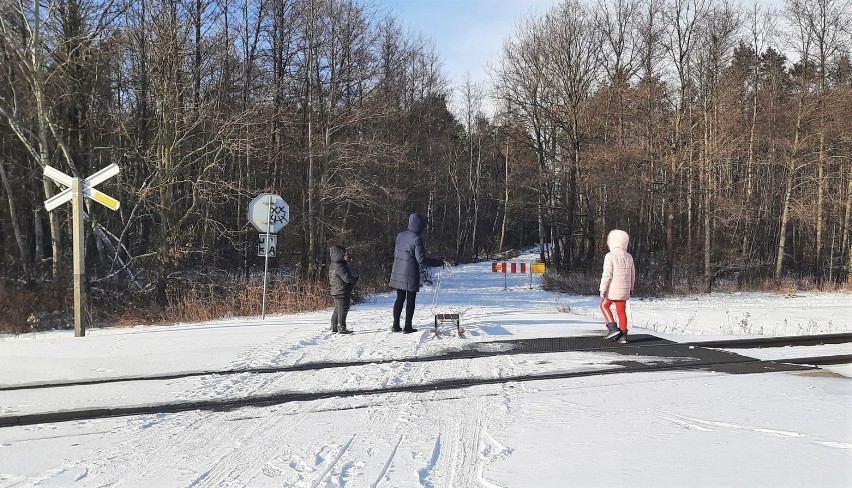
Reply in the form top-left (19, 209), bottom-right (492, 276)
top-left (71, 178), bottom-right (86, 337)
top-left (44, 164), bottom-right (120, 337)
top-left (248, 192), bottom-right (289, 320)
top-left (261, 194), bottom-right (273, 319)
top-left (504, 261), bottom-right (508, 291)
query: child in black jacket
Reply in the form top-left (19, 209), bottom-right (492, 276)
top-left (328, 245), bottom-right (359, 334)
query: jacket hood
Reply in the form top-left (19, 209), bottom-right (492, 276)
top-left (329, 245), bottom-right (346, 262)
top-left (607, 229), bottom-right (630, 251)
top-left (408, 213), bottom-right (427, 235)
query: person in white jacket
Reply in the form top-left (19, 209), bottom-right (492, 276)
top-left (599, 229), bottom-right (635, 343)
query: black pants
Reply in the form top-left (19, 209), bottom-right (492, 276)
top-left (392, 289), bottom-right (417, 330)
top-left (331, 297), bottom-right (350, 331)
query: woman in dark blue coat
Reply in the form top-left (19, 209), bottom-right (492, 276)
top-left (388, 213), bottom-right (442, 333)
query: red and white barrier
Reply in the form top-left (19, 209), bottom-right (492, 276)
top-left (491, 262), bottom-right (545, 274)
top-left (491, 261), bottom-right (546, 290)
top-left (493, 262), bottom-right (524, 273)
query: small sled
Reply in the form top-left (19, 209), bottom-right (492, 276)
top-left (428, 268), bottom-right (463, 335)
top-left (434, 313), bottom-right (462, 335)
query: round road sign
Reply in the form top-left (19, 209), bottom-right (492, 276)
top-left (249, 193), bottom-right (289, 233)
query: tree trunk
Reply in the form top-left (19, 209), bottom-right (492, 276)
top-left (193, 0), bottom-right (202, 113)
top-left (306, 5), bottom-right (317, 274)
top-left (499, 139), bottom-right (509, 252)
top-left (814, 123), bottom-right (825, 283)
top-left (702, 100), bottom-right (712, 294)
top-left (32, 0), bottom-right (62, 277)
top-left (775, 79), bottom-right (807, 282)
top-left (470, 134), bottom-right (481, 259)
top-left (774, 153), bottom-right (796, 282)
top-left (0, 158), bottom-right (29, 280)
top-left (843, 169), bottom-right (852, 287)
top-left (538, 191), bottom-right (546, 263)
top-left (741, 66), bottom-right (758, 265)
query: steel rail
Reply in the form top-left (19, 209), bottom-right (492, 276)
top-left (2, 332), bottom-right (848, 392)
top-left (0, 355), bottom-right (818, 429)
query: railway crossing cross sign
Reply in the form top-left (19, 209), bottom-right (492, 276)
top-left (44, 164), bottom-right (121, 337)
top-left (44, 164), bottom-right (121, 212)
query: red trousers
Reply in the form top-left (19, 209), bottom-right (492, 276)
top-left (600, 299), bottom-right (627, 331)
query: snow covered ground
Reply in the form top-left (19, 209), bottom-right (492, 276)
top-left (1, 254), bottom-right (850, 487)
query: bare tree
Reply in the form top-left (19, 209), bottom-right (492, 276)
top-left (596, 0), bottom-right (640, 146)
top-left (789, 0), bottom-right (849, 282)
top-left (693, 0), bottom-right (740, 292)
top-left (542, 0), bottom-right (604, 267)
top-left (496, 13), bottom-right (555, 263)
top-left (662, 0), bottom-right (709, 288)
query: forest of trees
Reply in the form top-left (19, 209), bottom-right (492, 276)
top-left (495, 0), bottom-right (851, 294)
top-left (0, 0), bottom-right (850, 327)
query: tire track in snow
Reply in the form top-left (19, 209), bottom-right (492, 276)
top-left (406, 356), bottom-right (516, 487)
top-left (226, 316), bottom-right (336, 371)
top-left (213, 382), bottom-right (444, 486)
top-left (370, 435), bottom-right (403, 488)
top-left (108, 382), bottom-right (345, 486)
top-left (476, 432), bottom-right (512, 488)
top-left (310, 434), bottom-right (355, 488)
top-left (4, 461), bottom-right (78, 487)
top-left (419, 396), bottom-right (487, 488)
top-left (233, 394), bottom-right (400, 486)
top-left (65, 324), bottom-right (333, 486)
top-left (471, 375), bottom-right (516, 488)
top-left (180, 324), bottom-right (369, 487)
top-left (661, 411), bottom-right (808, 437)
top-left (417, 433), bottom-right (442, 487)
top-left (192, 400), bottom-right (332, 487)
top-left (71, 409), bottom-right (227, 485)
top-left (660, 415), bottom-right (715, 432)
top-left (815, 441), bottom-right (852, 449)
top-left (31, 308), bottom-right (505, 486)
top-left (456, 401), bottom-right (486, 487)
top-left (658, 411), bottom-right (852, 449)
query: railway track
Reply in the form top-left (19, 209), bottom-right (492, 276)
top-left (2, 332), bottom-right (849, 393)
top-left (2, 332), bottom-right (848, 429)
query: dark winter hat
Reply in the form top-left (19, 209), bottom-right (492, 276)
top-left (408, 213), bottom-right (427, 235)
top-left (329, 245), bottom-right (346, 261)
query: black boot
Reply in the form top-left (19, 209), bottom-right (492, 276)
top-left (391, 321), bottom-right (402, 332)
top-left (338, 327), bottom-right (353, 335)
top-left (617, 329), bottom-right (628, 343)
top-left (604, 322), bottom-right (619, 339)
top-left (403, 319), bottom-right (417, 334)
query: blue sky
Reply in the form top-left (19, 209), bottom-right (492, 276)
top-left (387, 0), bottom-right (787, 113)
top-left (386, 0), bottom-right (784, 117)
top-left (388, 0), bottom-right (558, 92)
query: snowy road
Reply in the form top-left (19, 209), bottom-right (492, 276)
top-left (1, 256), bottom-right (850, 486)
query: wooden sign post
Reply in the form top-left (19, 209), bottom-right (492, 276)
top-left (44, 164), bottom-right (120, 337)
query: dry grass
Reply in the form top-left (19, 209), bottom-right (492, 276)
top-left (542, 268), bottom-right (664, 297)
top-left (0, 282), bottom-right (70, 334)
top-left (541, 271), bottom-right (599, 295)
top-left (0, 276), bottom-right (336, 334)
top-left (110, 278), bottom-right (334, 326)
top-left (541, 266), bottom-right (850, 298)
top-left (0, 289), bottom-right (42, 334)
